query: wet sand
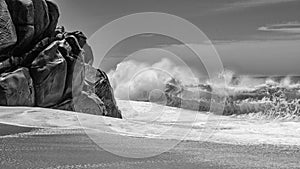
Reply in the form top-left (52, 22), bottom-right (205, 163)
top-left (1, 128), bottom-right (299, 169)
top-left (0, 123), bottom-right (37, 136)
top-left (1, 102), bottom-right (300, 168)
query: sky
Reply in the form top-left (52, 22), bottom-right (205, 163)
top-left (52, 0), bottom-right (300, 76)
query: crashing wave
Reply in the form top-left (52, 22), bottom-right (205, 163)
top-left (164, 76), bottom-right (300, 120)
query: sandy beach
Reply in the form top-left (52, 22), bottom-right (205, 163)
top-left (0, 127), bottom-right (300, 169)
top-left (0, 100), bottom-right (300, 168)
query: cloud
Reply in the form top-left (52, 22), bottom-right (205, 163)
top-left (217, 0), bottom-right (298, 11)
top-left (258, 22), bottom-right (300, 33)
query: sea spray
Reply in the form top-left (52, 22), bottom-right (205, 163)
top-left (109, 59), bottom-right (300, 120)
top-left (108, 58), bottom-right (199, 101)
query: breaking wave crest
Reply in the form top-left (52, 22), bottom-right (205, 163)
top-left (108, 59), bottom-right (300, 120)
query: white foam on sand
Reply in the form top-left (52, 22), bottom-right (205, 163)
top-left (0, 100), bottom-right (300, 146)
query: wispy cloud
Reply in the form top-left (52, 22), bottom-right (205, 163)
top-left (258, 22), bottom-right (300, 33)
top-left (217, 0), bottom-right (298, 11)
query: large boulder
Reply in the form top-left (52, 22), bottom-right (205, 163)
top-left (0, 0), bottom-right (122, 119)
top-left (64, 30), bottom-right (94, 65)
top-left (44, 0), bottom-right (59, 38)
top-left (82, 44), bottom-right (94, 65)
top-left (84, 65), bottom-right (122, 118)
top-left (28, 30), bottom-right (87, 107)
top-left (53, 91), bottom-right (107, 116)
top-left (4, 0), bottom-right (59, 56)
top-left (0, 0), bottom-right (17, 55)
top-left (32, 0), bottom-right (50, 41)
top-left (0, 67), bottom-right (35, 106)
top-left (61, 34), bottom-right (85, 100)
top-left (30, 40), bottom-right (67, 107)
top-left (5, 0), bottom-right (35, 56)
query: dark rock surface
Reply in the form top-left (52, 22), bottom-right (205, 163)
top-left (0, 67), bottom-right (35, 106)
top-left (0, 0), bottom-right (122, 118)
top-left (0, 0), bottom-right (17, 55)
top-left (30, 40), bottom-right (67, 107)
top-left (82, 43), bottom-right (94, 65)
top-left (53, 91), bottom-right (107, 116)
top-left (84, 65), bottom-right (122, 118)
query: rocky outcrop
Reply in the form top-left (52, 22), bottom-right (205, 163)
top-left (30, 40), bottom-right (68, 107)
top-left (53, 91), bottom-right (107, 116)
top-left (0, 0), bottom-right (17, 55)
top-left (3, 0), bottom-right (59, 56)
top-left (0, 67), bottom-right (35, 106)
top-left (0, 0), bottom-right (122, 118)
top-left (82, 43), bottom-right (94, 65)
top-left (84, 65), bottom-right (122, 118)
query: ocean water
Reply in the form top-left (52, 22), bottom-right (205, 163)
top-left (108, 59), bottom-right (300, 120)
top-left (123, 75), bottom-right (300, 121)
top-left (164, 75), bottom-right (300, 120)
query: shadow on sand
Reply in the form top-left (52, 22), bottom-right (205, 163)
top-left (0, 123), bottom-right (37, 136)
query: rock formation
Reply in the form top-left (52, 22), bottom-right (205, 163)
top-left (0, 0), bottom-right (122, 118)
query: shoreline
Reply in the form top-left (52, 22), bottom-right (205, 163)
top-left (0, 100), bottom-right (300, 146)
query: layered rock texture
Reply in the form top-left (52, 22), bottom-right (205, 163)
top-left (0, 0), bottom-right (122, 118)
